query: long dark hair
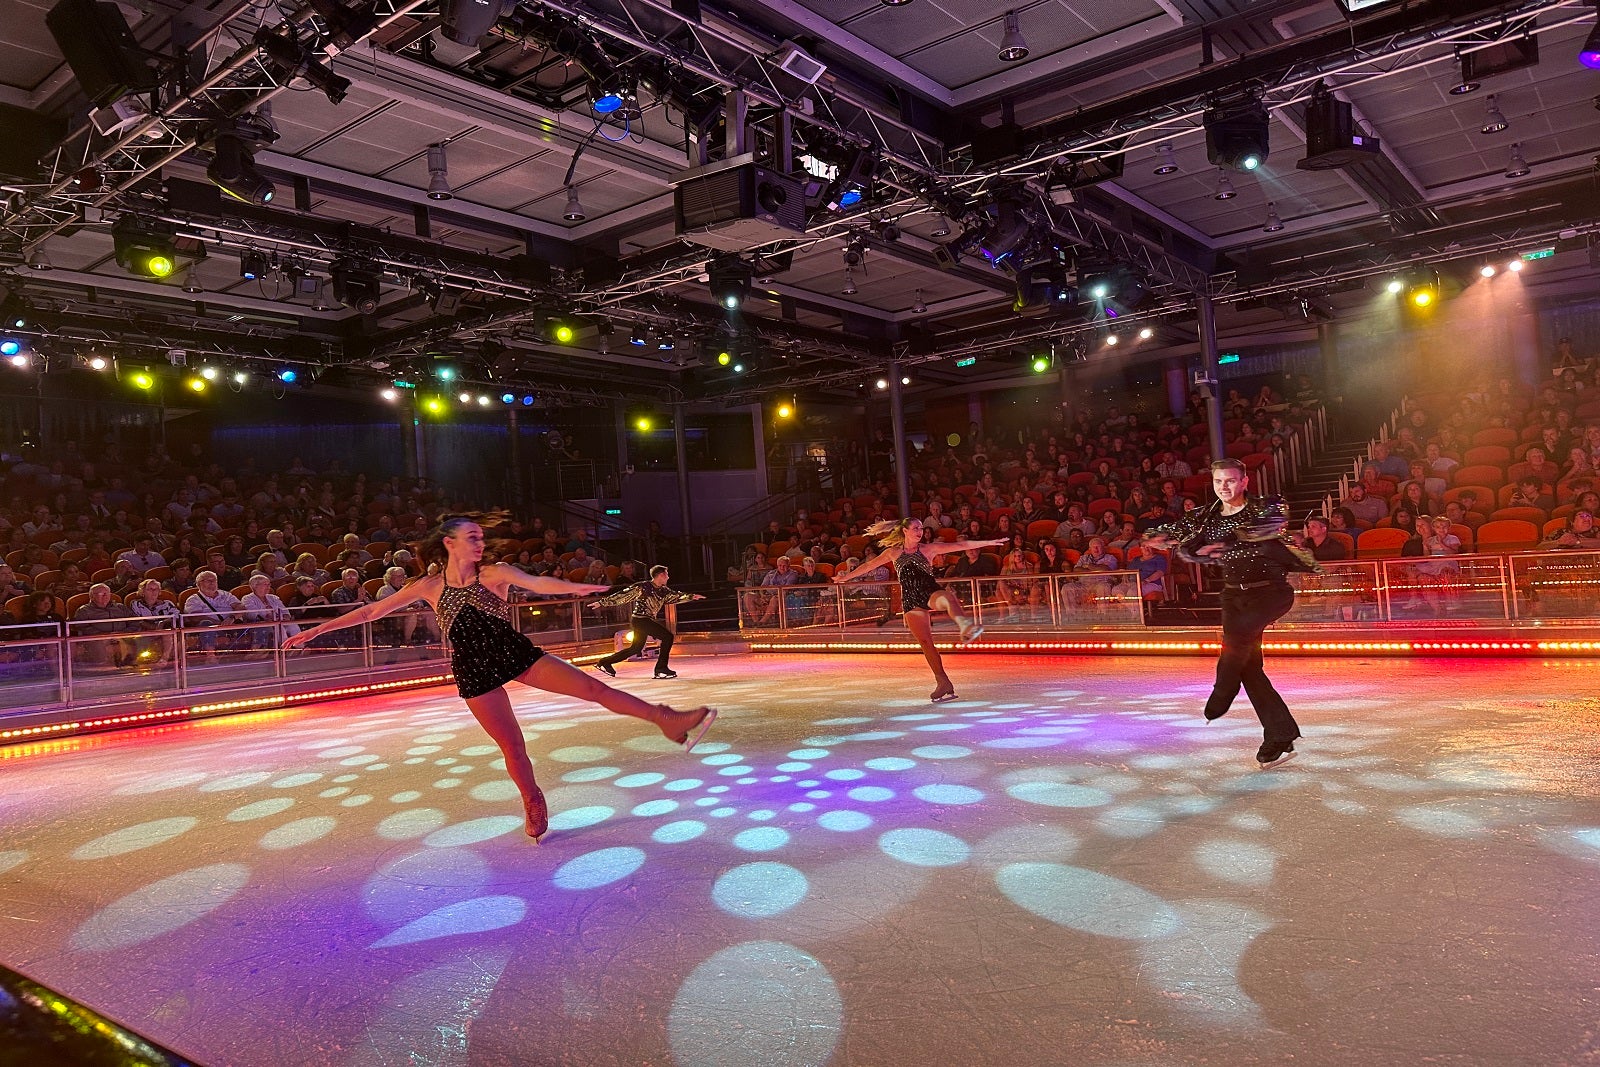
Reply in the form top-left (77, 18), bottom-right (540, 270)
top-left (419, 515), bottom-right (480, 568)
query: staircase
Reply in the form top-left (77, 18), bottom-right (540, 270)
top-left (1282, 436), bottom-right (1371, 520)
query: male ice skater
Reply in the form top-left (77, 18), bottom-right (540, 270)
top-left (1145, 459), bottom-right (1320, 767)
top-left (589, 565), bottom-right (703, 679)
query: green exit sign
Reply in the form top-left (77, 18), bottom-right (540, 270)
top-left (1521, 247), bottom-right (1555, 261)
top-left (1218, 352), bottom-right (1241, 365)
top-left (604, 508), bottom-right (622, 516)
top-left (954, 356), bottom-right (977, 368)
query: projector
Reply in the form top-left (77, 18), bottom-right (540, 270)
top-left (1297, 90), bottom-right (1381, 171)
top-left (674, 159), bottom-right (806, 252)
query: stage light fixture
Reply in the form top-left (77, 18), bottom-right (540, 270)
top-left (1212, 172), bottom-right (1237, 200)
top-left (476, 394), bottom-right (491, 406)
top-left (112, 218), bottom-right (177, 279)
top-left (912, 289), bottom-right (927, 314)
top-left (776, 402), bottom-right (794, 418)
top-left (457, 391), bottom-right (471, 403)
top-left (1505, 142), bottom-right (1530, 178)
top-left (26, 249), bottom-right (51, 271)
top-left (207, 132), bottom-right (274, 205)
top-left (1507, 257), bottom-right (1524, 273)
top-left (277, 368), bottom-right (298, 383)
top-left (1583, 9), bottom-right (1600, 69)
top-left (500, 392), bottom-right (515, 404)
top-left (130, 370), bottom-right (154, 389)
top-left (1105, 333), bottom-right (1119, 346)
top-left (629, 326), bottom-right (649, 347)
top-left (1385, 278), bottom-right (1404, 294)
top-left (1481, 94), bottom-right (1508, 134)
top-left (522, 395), bottom-right (535, 406)
top-left (185, 374), bottom-right (207, 393)
top-left (1029, 353), bottom-right (1051, 373)
top-left (426, 143), bottom-right (452, 200)
top-left (1262, 202), bottom-right (1284, 232)
top-left (240, 250), bottom-right (269, 280)
top-left (842, 269), bottom-right (858, 296)
top-left (2, 293), bottom-right (30, 330)
top-left (1403, 268), bottom-right (1441, 308)
top-left (657, 336), bottom-right (676, 351)
top-left (1205, 100), bottom-right (1269, 171)
top-left (1138, 327), bottom-right (1154, 340)
top-left (181, 267), bottom-right (202, 294)
top-left (441, 0), bottom-right (507, 46)
top-left (998, 10), bottom-right (1028, 61)
top-left (562, 186), bottom-right (586, 222)
top-left (1152, 143), bottom-right (1178, 175)
top-left (381, 388), bottom-right (399, 401)
top-left (549, 319), bottom-right (577, 344)
top-left (1, 337), bottom-right (23, 357)
top-left (930, 216), bottom-right (952, 237)
top-left (1480, 263), bottom-right (1497, 277)
top-left (635, 415), bottom-right (654, 432)
top-left (199, 365), bottom-right (219, 381)
top-left (708, 259), bottom-right (754, 310)
top-left (255, 28), bottom-right (351, 105)
top-left (875, 377), bottom-right (889, 389)
top-left (330, 258), bottom-right (382, 314)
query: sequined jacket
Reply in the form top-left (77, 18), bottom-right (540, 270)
top-left (1152, 494), bottom-right (1320, 586)
top-left (592, 581), bottom-right (696, 620)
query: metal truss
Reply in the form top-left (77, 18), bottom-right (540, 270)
top-left (0, 0), bottom-right (432, 256)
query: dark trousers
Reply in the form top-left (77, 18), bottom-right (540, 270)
top-left (597, 615), bottom-right (674, 671)
top-left (1205, 582), bottom-right (1300, 742)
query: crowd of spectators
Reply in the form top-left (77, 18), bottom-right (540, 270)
top-left (733, 376), bottom-right (1325, 618)
top-left (0, 443), bottom-right (629, 658)
top-left (1319, 340), bottom-right (1600, 563)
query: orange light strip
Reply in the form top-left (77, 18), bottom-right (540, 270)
top-left (0, 673), bottom-right (454, 744)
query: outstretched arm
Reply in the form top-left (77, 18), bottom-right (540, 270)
top-left (834, 546), bottom-right (900, 582)
top-left (487, 564), bottom-right (609, 599)
top-left (924, 537), bottom-right (1007, 559)
top-left (282, 576), bottom-right (440, 649)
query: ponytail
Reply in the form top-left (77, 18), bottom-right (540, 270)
top-left (419, 515), bottom-right (478, 568)
top-left (864, 516), bottom-right (911, 548)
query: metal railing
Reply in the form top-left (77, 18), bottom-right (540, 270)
top-left (737, 549), bottom-right (1600, 633)
top-left (0, 592), bottom-right (620, 720)
top-left (738, 571), bottom-right (1151, 633)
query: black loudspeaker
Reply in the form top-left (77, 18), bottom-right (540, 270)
top-left (46, 0), bottom-right (159, 107)
top-left (674, 163), bottom-right (806, 252)
top-left (931, 243), bottom-right (960, 271)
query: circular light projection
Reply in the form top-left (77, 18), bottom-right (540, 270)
top-left (711, 863), bottom-right (808, 917)
top-left (553, 846), bottom-right (646, 890)
top-left (817, 810), bottom-right (872, 832)
top-left (668, 941), bottom-right (840, 1066)
top-left (879, 828), bottom-right (971, 867)
top-left (996, 863), bottom-right (1180, 940)
top-left (653, 820), bottom-right (707, 843)
top-left (732, 827), bottom-right (790, 852)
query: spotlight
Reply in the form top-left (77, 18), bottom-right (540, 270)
top-left (1029, 353), bottom-right (1051, 374)
top-left (1138, 327), bottom-right (1154, 340)
top-left (1481, 94), bottom-right (1508, 134)
top-left (424, 397), bottom-right (445, 414)
top-left (546, 319), bottom-right (574, 344)
top-left (207, 132), bottom-right (274, 205)
top-left (1105, 333), bottom-right (1119, 346)
top-left (1507, 257), bottom-right (1524, 273)
top-left (7, 351), bottom-right (31, 369)
top-left (875, 377), bottom-right (889, 389)
top-left (901, 375), bottom-right (911, 385)
top-left (240, 250), bottom-right (269, 280)
top-left (181, 267), bottom-right (202, 294)
top-left (562, 186), bottom-right (586, 222)
top-left (997, 10), bottom-right (1028, 62)
top-left (1385, 278), bottom-right (1404, 294)
top-left (2, 293), bottom-right (30, 329)
top-left (1212, 172), bottom-right (1237, 200)
top-left (500, 392), bottom-right (515, 404)
top-left (522, 395), bottom-right (534, 406)
top-left (707, 259), bottom-right (753, 311)
top-left (930, 216), bottom-right (952, 238)
top-left (277, 368), bottom-right (298, 383)
top-left (26, 249), bottom-right (51, 271)
top-left (381, 388), bottom-right (399, 401)
top-left (1152, 143), bottom-right (1178, 175)
top-left (1205, 100), bottom-right (1270, 171)
top-left (88, 355), bottom-right (108, 371)
top-left (657, 336), bottom-right (676, 351)
top-left (185, 375), bottom-right (207, 393)
top-left (842, 238), bottom-right (868, 267)
top-left (1, 338), bottom-right (23, 358)
top-left (635, 415), bottom-right (653, 432)
top-left (1403, 268), bottom-right (1440, 308)
top-left (441, 0), bottom-right (505, 47)
top-left (912, 289), bottom-right (927, 315)
top-left (1505, 142), bottom-right (1530, 178)
top-left (1411, 289), bottom-right (1433, 307)
top-left (477, 394), bottom-right (491, 406)
top-left (1262, 202), bottom-right (1284, 232)
top-left (130, 370), bottom-right (154, 389)
top-left (1584, 15), bottom-right (1600, 69)
top-left (255, 28), bottom-right (350, 105)
top-left (1480, 263), bottom-right (1497, 278)
top-left (231, 371), bottom-right (248, 385)
top-left (458, 391), bottom-right (471, 403)
top-left (842, 269), bottom-right (858, 296)
top-left (426, 143), bottom-right (452, 201)
top-left (330, 258), bottom-right (382, 314)
top-left (112, 217), bottom-right (177, 279)
top-left (776, 403), bottom-right (793, 419)
top-left (199, 365), bottom-right (219, 380)
top-left (629, 326), bottom-right (649, 347)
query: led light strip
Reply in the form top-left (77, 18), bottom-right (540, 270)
top-left (747, 638), bottom-right (1570, 655)
top-left (0, 673), bottom-right (454, 744)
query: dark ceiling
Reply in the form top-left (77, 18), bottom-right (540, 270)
top-left (0, 0), bottom-right (1596, 406)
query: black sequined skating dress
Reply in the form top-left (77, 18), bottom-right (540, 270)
top-left (437, 579), bottom-right (544, 698)
top-left (894, 549), bottom-right (943, 612)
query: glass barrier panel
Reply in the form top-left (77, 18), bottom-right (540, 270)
top-left (1509, 551), bottom-right (1600, 620)
top-left (839, 581), bottom-right (898, 629)
top-left (367, 606), bottom-right (445, 667)
top-left (1052, 570), bottom-right (1145, 628)
top-left (179, 618), bottom-right (281, 685)
top-left (65, 616), bottom-right (176, 702)
top-left (281, 607), bottom-right (380, 678)
top-left (1381, 553), bottom-right (1509, 623)
top-left (1283, 561), bottom-right (1383, 625)
top-left (736, 588), bottom-right (769, 631)
top-left (969, 573), bottom-right (1054, 628)
top-left (781, 584), bottom-right (841, 630)
top-left (0, 624), bottom-right (64, 712)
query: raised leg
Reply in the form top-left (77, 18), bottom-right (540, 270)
top-left (462, 686), bottom-right (545, 840)
top-left (516, 655), bottom-right (712, 744)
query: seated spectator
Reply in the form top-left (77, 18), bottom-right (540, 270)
top-left (1506, 477), bottom-right (1555, 513)
top-left (1036, 539), bottom-right (1066, 575)
top-left (116, 535), bottom-right (166, 576)
top-left (1074, 537), bottom-right (1118, 574)
top-left (1542, 509), bottom-right (1600, 550)
top-left (1369, 441), bottom-right (1409, 479)
top-left (0, 562), bottom-right (30, 601)
top-left (1560, 446), bottom-right (1597, 486)
top-left (290, 552), bottom-right (330, 587)
top-left (184, 569), bottom-right (244, 652)
top-left (329, 568), bottom-right (372, 608)
top-left (375, 565), bottom-right (437, 645)
top-left (162, 558), bottom-right (198, 596)
top-left (755, 554), bottom-right (800, 625)
top-left (71, 583), bottom-right (136, 667)
top-left (947, 548), bottom-right (999, 579)
top-left (241, 573), bottom-right (299, 648)
top-left (337, 533), bottom-right (374, 566)
top-left (1108, 519), bottom-right (1140, 554)
top-left (15, 591), bottom-right (65, 639)
top-left (203, 548), bottom-right (244, 590)
top-left (1303, 516), bottom-right (1348, 561)
top-left (129, 579), bottom-right (181, 664)
top-left (1053, 504), bottom-right (1096, 542)
top-left (50, 561), bottom-right (91, 600)
top-left (1131, 543), bottom-right (1169, 605)
top-left (254, 552), bottom-right (290, 585)
top-left (998, 546), bottom-right (1039, 616)
top-left (1342, 484), bottom-right (1388, 526)
top-left (1511, 447), bottom-right (1561, 486)
top-left (1424, 442), bottom-right (1458, 479)
top-left (222, 535), bottom-right (253, 569)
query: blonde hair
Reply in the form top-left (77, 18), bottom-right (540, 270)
top-left (864, 517), bottom-right (913, 548)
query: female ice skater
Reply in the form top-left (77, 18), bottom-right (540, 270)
top-left (833, 517), bottom-right (1004, 702)
top-left (282, 516), bottom-right (717, 842)
top-left (1144, 459), bottom-right (1319, 768)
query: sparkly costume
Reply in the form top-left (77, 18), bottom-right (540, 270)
top-left (437, 579), bottom-right (544, 699)
top-left (591, 581), bottom-right (696, 673)
top-left (894, 549), bottom-right (943, 612)
top-left (1155, 494), bottom-right (1319, 747)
